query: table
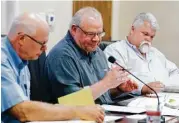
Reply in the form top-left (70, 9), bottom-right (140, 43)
top-left (28, 92), bottom-right (179, 123)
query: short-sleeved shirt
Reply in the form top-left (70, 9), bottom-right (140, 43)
top-left (44, 31), bottom-right (113, 104)
top-left (1, 37), bottom-right (30, 123)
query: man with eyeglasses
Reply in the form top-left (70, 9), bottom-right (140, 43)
top-left (1, 13), bottom-right (105, 123)
top-left (44, 7), bottom-right (138, 105)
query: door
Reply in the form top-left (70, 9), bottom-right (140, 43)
top-left (73, 1), bottom-right (112, 41)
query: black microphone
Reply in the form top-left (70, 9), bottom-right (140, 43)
top-left (108, 56), bottom-right (160, 112)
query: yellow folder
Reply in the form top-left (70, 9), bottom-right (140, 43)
top-left (58, 87), bottom-right (95, 106)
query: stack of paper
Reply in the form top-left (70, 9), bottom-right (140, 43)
top-left (164, 85), bottom-right (179, 93)
top-left (102, 105), bottom-right (146, 114)
top-left (127, 94), bottom-right (179, 116)
top-left (28, 115), bottom-right (123, 123)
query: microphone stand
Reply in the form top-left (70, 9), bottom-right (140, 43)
top-left (108, 56), bottom-right (165, 123)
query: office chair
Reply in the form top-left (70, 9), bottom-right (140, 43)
top-left (99, 40), bottom-right (117, 51)
top-left (28, 52), bottom-right (46, 101)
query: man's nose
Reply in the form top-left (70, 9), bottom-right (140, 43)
top-left (145, 37), bottom-right (152, 42)
top-left (92, 34), bottom-right (100, 42)
top-left (41, 45), bottom-right (47, 51)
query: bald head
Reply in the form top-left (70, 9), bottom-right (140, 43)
top-left (7, 13), bottom-right (49, 60)
top-left (8, 13), bottom-right (49, 40)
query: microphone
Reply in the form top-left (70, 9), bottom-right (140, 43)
top-left (108, 56), bottom-right (160, 112)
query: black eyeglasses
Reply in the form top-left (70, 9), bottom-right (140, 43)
top-left (24, 34), bottom-right (46, 47)
top-left (76, 26), bottom-right (105, 39)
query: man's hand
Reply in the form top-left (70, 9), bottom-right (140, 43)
top-left (117, 79), bottom-right (138, 92)
top-left (76, 105), bottom-right (105, 123)
top-left (90, 66), bottom-right (130, 100)
top-left (142, 81), bottom-right (165, 94)
top-left (102, 66), bottom-right (129, 89)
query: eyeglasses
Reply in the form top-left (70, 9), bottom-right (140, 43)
top-left (24, 34), bottom-right (45, 46)
top-left (24, 34), bottom-right (47, 50)
top-left (76, 26), bottom-right (105, 39)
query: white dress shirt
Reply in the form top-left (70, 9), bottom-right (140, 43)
top-left (104, 40), bottom-right (179, 95)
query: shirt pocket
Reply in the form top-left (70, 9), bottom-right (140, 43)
top-left (92, 59), bottom-right (108, 80)
top-left (19, 70), bottom-right (30, 99)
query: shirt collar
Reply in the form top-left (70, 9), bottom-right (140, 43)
top-left (5, 37), bottom-right (28, 70)
top-left (125, 36), bottom-right (152, 61)
top-left (125, 36), bottom-right (139, 52)
top-left (65, 31), bottom-right (97, 59)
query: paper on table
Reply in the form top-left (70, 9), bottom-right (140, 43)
top-left (126, 114), bottom-right (147, 120)
top-left (102, 104), bottom-right (146, 114)
top-left (128, 96), bottom-right (179, 116)
top-left (128, 97), bottom-right (157, 108)
top-left (165, 97), bottom-right (179, 109)
top-left (27, 121), bottom-right (95, 123)
top-left (104, 115), bottom-right (122, 122)
top-left (164, 74), bottom-right (179, 93)
top-left (162, 106), bottom-right (179, 116)
top-left (27, 115), bottom-right (123, 123)
top-left (58, 87), bottom-right (95, 106)
top-left (146, 92), bottom-right (179, 97)
top-left (164, 85), bottom-right (179, 93)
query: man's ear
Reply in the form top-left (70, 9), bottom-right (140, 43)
top-left (130, 26), bottom-right (135, 35)
top-left (70, 25), bottom-right (77, 36)
top-left (18, 35), bottom-right (25, 46)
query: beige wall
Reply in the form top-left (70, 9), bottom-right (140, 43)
top-left (1, 1), bottom-right (73, 53)
top-left (117, 1), bottom-right (179, 67)
top-left (19, 1), bottom-right (73, 53)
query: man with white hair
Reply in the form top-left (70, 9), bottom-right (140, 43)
top-left (1, 13), bottom-right (105, 123)
top-left (104, 12), bottom-right (179, 95)
top-left (44, 7), bottom-right (138, 105)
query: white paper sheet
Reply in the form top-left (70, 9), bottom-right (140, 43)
top-left (28, 121), bottom-right (95, 123)
top-left (126, 114), bottom-right (146, 120)
top-left (102, 104), bottom-right (146, 114)
top-left (127, 93), bottom-right (179, 116)
top-left (27, 115), bottom-right (122, 123)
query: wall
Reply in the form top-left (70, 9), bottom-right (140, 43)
top-left (117, 1), bottom-right (179, 66)
top-left (1, 1), bottom-right (7, 35)
top-left (112, 1), bottom-right (120, 41)
top-left (1, 1), bottom-right (72, 53)
top-left (1, 1), bottom-right (179, 66)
